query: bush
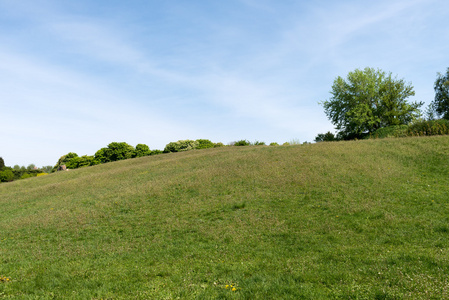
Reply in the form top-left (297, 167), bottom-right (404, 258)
top-left (233, 140), bottom-right (251, 146)
top-left (20, 173), bottom-right (33, 180)
top-left (150, 150), bottom-right (163, 155)
top-left (164, 140), bottom-right (199, 153)
top-left (315, 132), bottom-right (338, 142)
top-left (213, 142), bottom-right (225, 148)
top-left (133, 144), bottom-right (152, 157)
top-left (407, 119), bottom-right (449, 136)
top-left (269, 142), bottom-right (279, 146)
top-left (0, 168), bottom-right (14, 182)
top-left (253, 141), bottom-right (266, 145)
top-left (0, 157), bottom-right (4, 170)
top-left (53, 152), bottom-right (79, 171)
top-left (371, 125), bottom-right (409, 139)
top-left (95, 142), bottom-right (135, 163)
top-left (196, 139), bottom-right (215, 149)
top-left (67, 155), bottom-right (98, 169)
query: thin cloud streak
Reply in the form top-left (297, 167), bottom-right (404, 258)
top-left (1, 0), bottom-right (448, 166)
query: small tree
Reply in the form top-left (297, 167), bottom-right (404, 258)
top-left (432, 68), bottom-right (449, 120)
top-left (0, 157), bottom-right (4, 170)
top-left (321, 67), bottom-right (422, 139)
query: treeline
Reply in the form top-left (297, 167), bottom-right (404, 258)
top-left (1, 138), bottom-right (293, 183)
top-left (53, 140), bottom-right (226, 171)
top-left (0, 157), bottom-right (52, 182)
top-left (54, 139), bottom-right (305, 172)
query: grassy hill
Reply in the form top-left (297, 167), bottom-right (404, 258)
top-left (1, 136), bottom-right (448, 299)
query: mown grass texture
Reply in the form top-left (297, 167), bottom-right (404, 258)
top-left (0, 136), bottom-right (448, 299)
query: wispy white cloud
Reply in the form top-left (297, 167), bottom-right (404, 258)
top-left (1, 0), bottom-right (448, 166)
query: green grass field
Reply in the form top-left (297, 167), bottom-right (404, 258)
top-left (1, 136), bottom-right (448, 299)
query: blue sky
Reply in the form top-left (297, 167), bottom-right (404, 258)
top-left (1, 0), bottom-right (448, 167)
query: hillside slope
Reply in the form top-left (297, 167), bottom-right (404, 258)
top-left (1, 136), bottom-right (448, 299)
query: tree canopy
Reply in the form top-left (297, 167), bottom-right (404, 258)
top-left (432, 67), bottom-right (449, 120)
top-left (321, 67), bottom-right (422, 139)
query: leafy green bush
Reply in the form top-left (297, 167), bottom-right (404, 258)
top-left (253, 141), bottom-right (266, 145)
top-left (0, 168), bottom-right (14, 182)
top-left (371, 125), bottom-right (408, 139)
top-left (195, 139), bottom-right (215, 149)
top-left (133, 144), bottom-right (152, 157)
top-left (53, 152), bottom-right (79, 171)
top-left (150, 150), bottom-right (163, 155)
top-left (95, 142), bottom-right (135, 163)
top-left (407, 119), bottom-right (449, 136)
top-left (213, 142), bottom-right (224, 148)
top-left (20, 173), bottom-right (33, 180)
top-left (164, 140), bottom-right (199, 153)
top-left (66, 155), bottom-right (98, 169)
top-left (0, 157), bottom-right (4, 170)
top-left (269, 142), bottom-right (279, 146)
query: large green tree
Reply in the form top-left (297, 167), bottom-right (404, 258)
top-left (321, 67), bottom-right (422, 139)
top-left (95, 142), bottom-right (135, 163)
top-left (432, 68), bottom-right (449, 120)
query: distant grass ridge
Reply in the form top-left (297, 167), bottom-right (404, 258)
top-left (1, 136), bottom-right (449, 299)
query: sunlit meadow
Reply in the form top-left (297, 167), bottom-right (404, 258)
top-left (1, 136), bottom-right (448, 299)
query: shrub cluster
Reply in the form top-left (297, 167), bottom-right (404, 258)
top-left (53, 142), bottom-right (161, 171)
top-left (317, 119), bottom-right (449, 142)
top-left (0, 158), bottom-right (48, 183)
top-left (407, 119), bottom-right (449, 136)
top-left (163, 139), bottom-right (224, 153)
top-left (370, 125), bottom-right (409, 139)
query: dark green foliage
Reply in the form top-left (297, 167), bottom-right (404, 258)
top-left (94, 148), bottom-right (108, 164)
top-left (370, 125), bottom-right (408, 138)
top-left (105, 142), bottom-right (135, 162)
top-left (95, 142), bottom-right (135, 163)
top-left (53, 152), bottom-right (79, 171)
top-left (407, 119), bottom-right (449, 136)
top-left (150, 149), bottom-right (163, 155)
top-left (0, 168), bottom-right (14, 182)
top-left (315, 131), bottom-right (338, 142)
top-left (0, 157), bottom-right (4, 170)
top-left (133, 144), bottom-right (151, 157)
top-left (234, 140), bottom-right (251, 146)
top-left (253, 140), bottom-right (266, 145)
top-left (321, 67), bottom-right (422, 139)
top-left (432, 67), bottom-right (449, 120)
